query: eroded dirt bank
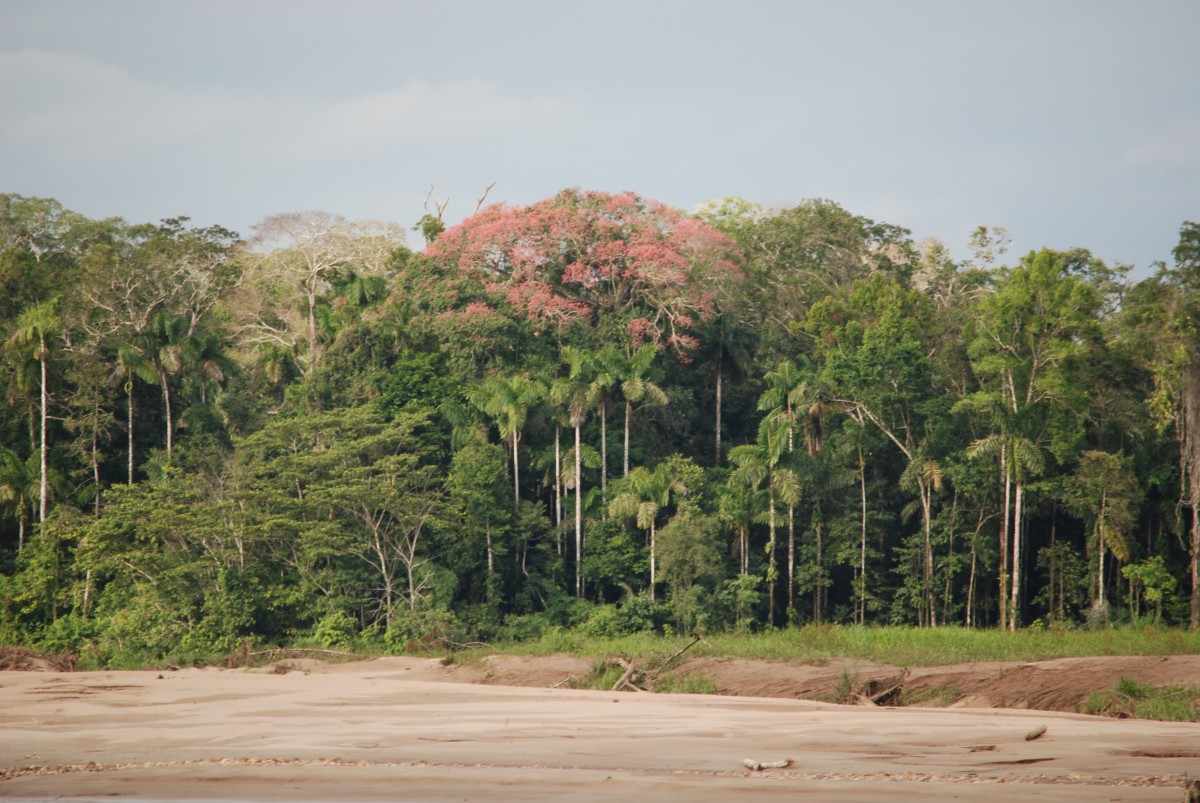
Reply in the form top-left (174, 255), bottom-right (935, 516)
top-left (469, 652), bottom-right (1200, 713)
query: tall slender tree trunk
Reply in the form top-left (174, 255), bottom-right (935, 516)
top-left (600, 404), bottom-right (608, 502)
top-left (306, 288), bottom-right (319, 377)
top-left (38, 334), bottom-right (47, 524)
top-left (1010, 481), bottom-right (1024, 631)
top-left (1183, 360), bottom-right (1200, 629)
top-left (921, 484), bottom-right (935, 627)
top-left (715, 347), bottom-right (723, 466)
top-left (734, 525), bottom-right (744, 576)
top-left (575, 424), bottom-right (583, 597)
top-left (486, 521), bottom-right (494, 576)
top-left (767, 490), bottom-right (777, 626)
top-left (511, 430), bottom-right (520, 509)
top-left (943, 503), bottom-right (955, 626)
top-left (554, 425), bottom-right (562, 553)
top-left (624, 401), bottom-right (632, 478)
top-left (966, 537), bottom-right (977, 627)
top-left (160, 373), bottom-right (174, 461)
top-left (649, 522), bottom-right (657, 602)
top-left (787, 503), bottom-right (795, 615)
top-left (1192, 508), bottom-right (1200, 630)
top-left (92, 426), bottom-right (101, 518)
top-left (814, 518), bottom-right (824, 625)
top-left (127, 388), bottom-right (135, 485)
top-left (859, 445), bottom-right (867, 625)
top-left (999, 451), bottom-right (1011, 630)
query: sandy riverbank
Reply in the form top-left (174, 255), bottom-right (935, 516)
top-left (2, 656), bottom-right (1198, 801)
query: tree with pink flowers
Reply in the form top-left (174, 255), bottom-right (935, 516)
top-left (427, 189), bottom-right (741, 359)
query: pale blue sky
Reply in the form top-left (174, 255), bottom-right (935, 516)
top-left (2, 0), bottom-right (1197, 272)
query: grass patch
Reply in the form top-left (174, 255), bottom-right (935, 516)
top-left (1082, 676), bottom-right (1200, 721)
top-left (562, 659), bottom-right (627, 691)
top-left (457, 624), bottom-right (1200, 668)
top-left (830, 667), bottom-right (859, 703)
top-left (652, 672), bottom-right (718, 695)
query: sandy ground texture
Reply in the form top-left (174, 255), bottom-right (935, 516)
top-left (2, 655), bottom-right (1199, 802)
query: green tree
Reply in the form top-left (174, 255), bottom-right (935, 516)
top-left (1063, 450), bottom-right (1140, 613)
top-left (729, 417), bottom-right (798, 625)
top-left (0, 447), bottom-right (37, 550)
top-left (5, 299), bottom-right (60, 524)
top-left (466, 373), bottom-right (547, 510)
top-left (812, 278), bottom-right (947, 626)
top-left (596, 344), bottom-right (669, 478)
top-left (548, 353), bottom-right (593, 597)
top-left (1138, 221), bottom-right (1200, 628)
top-left (965, 432), bottom-right (1044, 629)
top-left (109, 344), bottom-right (157, 485)
top-left (963, 248), bottom-right (1101, 628)
top-left (608, 461), bottom-right (688, 601)
top-left (447, 438), bottom-right (511, 608)
top-left (242, 212), bottom-right (405, 378)
top-left (1122, 556), bottom-right (1176, 625)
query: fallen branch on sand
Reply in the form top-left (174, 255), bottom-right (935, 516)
top-left (604, 636), bottom-right (708, 693)
top-left (742, 757), bottom-right (794, 771)
top-left (611, 658), bottom-right (646, 692)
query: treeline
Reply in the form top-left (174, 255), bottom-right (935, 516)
top-left (1, 190), bottom-right (1198, 664)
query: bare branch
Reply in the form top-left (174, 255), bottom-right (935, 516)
top-left (473, 182), bottom-right (496, 215)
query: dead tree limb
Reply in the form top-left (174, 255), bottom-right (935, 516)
top-left (474, 182), bottom-right (496, 215)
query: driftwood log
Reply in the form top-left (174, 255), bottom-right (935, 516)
top-left (742, 757), bottom-right (794, 771)
top-left (606, 635), bottom-right (707, 693)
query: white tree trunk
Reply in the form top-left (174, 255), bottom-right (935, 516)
top-left (650, 522), bottom-right (657, 602)
top-left (127, 388), bottom-right (135, 485)
top-left (38, 337), bottom-right (47, 524)
top-left (1010, 481), bottom-right (1024, 631)
top-left (160, 373), bottom-right (173, 460)
top-left (512, 430), bottom-right (520, 509)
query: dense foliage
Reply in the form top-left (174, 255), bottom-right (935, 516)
top-left (1, 190), bottom-right (1198, 665)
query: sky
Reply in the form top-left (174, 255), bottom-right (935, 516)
top-left (2, 0), bottom-right (1198, 272)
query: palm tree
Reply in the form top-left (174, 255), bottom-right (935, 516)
top-left (185, 328), bottom-right (234, 406)
top-left (729, 417), bottom-right (798, 625)
top-left (110, 344), bottom-right (157, 485)
top-left (549, 354), bottom-right (593, 597)
top-left (143, 312), bottom-right (195, 461)
top-left (900, 450), bottom-right (945, 627)
top-left (758, 359), bottom-right (837, 618)
top-left (597, 344), bottom-right (668, 478)
top-left (466, 373), bottom-right (547, 509)
top-left (588, 345), bottom-right (619, 499)
top-left (608, 462), bottom-right (688, 601)
top-left (708, 318), bottom-right (758, 466)
top-left (6, 298), bottom-right (59, 523)
top-left (0, 447), bottom-right (37, 551)
top-left (718, 482), bottom-right (758, 576)
top-left (759, 360), bottom-right (808, 614)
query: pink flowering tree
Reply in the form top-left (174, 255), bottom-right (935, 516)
top-left (427, 189), bottom-right (742, 359)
